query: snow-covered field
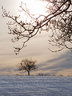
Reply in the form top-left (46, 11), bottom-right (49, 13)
top-left (0, 76), bottom-right (72, 96)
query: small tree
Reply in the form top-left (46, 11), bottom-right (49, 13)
top-left (18, 58), bottom-right (37, 76)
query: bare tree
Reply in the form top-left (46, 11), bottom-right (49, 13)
top-left (2, 0), bottom-right (72, 54)
top-left (18, 58), bottom-right (37, 76)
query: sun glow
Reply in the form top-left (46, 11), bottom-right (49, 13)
top-left (18, 0), bottom-right (51, 22)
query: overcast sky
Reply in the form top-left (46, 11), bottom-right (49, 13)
top-left (0, 0), bottom-right (68, 69)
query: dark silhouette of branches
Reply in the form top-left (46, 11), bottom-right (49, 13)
top-left (2, 0), bottom-right (72, 54)
top-left (18, 58), bottom-right (37, 76)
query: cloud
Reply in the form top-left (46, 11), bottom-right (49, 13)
top-left (38, 51), bottom-right (72, 71)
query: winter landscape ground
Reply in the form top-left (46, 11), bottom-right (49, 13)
top-left (0, 76), bottom-right (72, 96)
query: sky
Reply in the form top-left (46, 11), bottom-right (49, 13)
top-left (0, 0), bottom-right (70, 75)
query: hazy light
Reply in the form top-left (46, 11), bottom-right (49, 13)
top-left (18, 0), bottom-right (52, 22)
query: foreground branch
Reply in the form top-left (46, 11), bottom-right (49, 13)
top-left (2, 0), bottom-right (72, 54)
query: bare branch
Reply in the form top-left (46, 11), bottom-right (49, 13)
top-left (2, 0), bottom-right (72, 54)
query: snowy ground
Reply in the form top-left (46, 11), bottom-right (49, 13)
top-left (0, 76), bottom-right (72, 96)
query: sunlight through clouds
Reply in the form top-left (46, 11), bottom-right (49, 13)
top-left (18, 0), bottom-right (52, 22)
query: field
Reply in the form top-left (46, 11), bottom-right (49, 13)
top-left (0, 76), bottom-right (72, 96)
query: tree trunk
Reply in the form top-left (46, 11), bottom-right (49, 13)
top-left (28, 71), bottom-right (30, 76)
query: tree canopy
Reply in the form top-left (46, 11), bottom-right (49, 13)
top-left (18, 58), bottom-right (37, 76)
top-left (2, 0), bottom-right (72, 54)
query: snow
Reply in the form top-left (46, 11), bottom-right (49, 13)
top-left (0, 76), bottom-right (72, 96)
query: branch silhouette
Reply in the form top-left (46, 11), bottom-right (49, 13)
top-left (2, 0), bottom-right (72, 54)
